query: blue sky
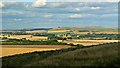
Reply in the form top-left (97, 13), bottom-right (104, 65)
top-left (2, 0), bottom-right (119, 2)
top-left (1, 0), bottom-right (118, 30)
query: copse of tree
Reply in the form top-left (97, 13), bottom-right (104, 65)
top-left (76, 44), bottom-right (84, 48)
top-left (2, 39), bottom-right (68, 45)
top-left (79, 34), bottom-right (119, 40)
top-left (78, 30), bottom-right (90, 32)
top-left (69, 43), bottom-right (74, 46)
top-left (2, 37), bottom-right (8, 40)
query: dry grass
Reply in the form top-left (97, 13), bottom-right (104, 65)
top-left (2, 48), bottom-right (57, 57)
top-left (26, 36), bottom-right (48, 40)
top-left (48, 29), bottom-right (70, 33)
top-left (1, 45), bottom-right (71, 57)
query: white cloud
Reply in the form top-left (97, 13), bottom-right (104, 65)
top-left (91, 7), bottom-right (100, 10)
top-left (104, 0), bottom-right (119, 2)
top-left (75, 8), bottom-right (80, 11)
top-left (3, 1), bottom-right (17, 5)
top-left (14, 18), bottom-right (22, 21)
top-left (32, 0), bottom-right (47, 7)
top-left (1, 2), bottom-right (19, 8)
top-left (70, 14), bottom-right (83, 18)
top-left (44, 14), bottom-right (53, 18)
top-left (101, 14), bottom-right (117, 17)
top-left (0, 2), bottom-right (4, 8)
top-left (25, 4), bottom-right (29, 8)
top-left (48, 2), bottom-right (64, 7)
top-left (70, 14), bottom-right (92, 18)
top-left (54, 0), bottom-right (120, 2)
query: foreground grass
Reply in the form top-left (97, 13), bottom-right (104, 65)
top-left (2, 42), bottom-right (120, 67)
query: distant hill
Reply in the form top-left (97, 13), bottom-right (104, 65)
top-left (1, 28), bottom-right (52, 31)
top-left (59, 26), bottom-right (118, 32)
top-left (30, 28), bottom-right (52, 31)
top-left (1, 26), bottom-right (118, 33)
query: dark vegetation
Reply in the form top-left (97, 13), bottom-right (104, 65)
top-left (1, 42), bottom-right (120, 67)
top-left (2, 39), bottom-right (68, 45)
top-left (33, 33), bottom-right (65, 40)
top-left (78, 30), bottom-right (90, 32)
top-left (33, 32), bottom-right (119, 40)
top-left (79, 34), bottom-right (119, 40)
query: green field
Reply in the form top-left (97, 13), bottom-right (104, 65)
top-left (2, 42), bottom-right (119, 67)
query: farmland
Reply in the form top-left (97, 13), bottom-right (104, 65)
top-left (1, 1), bottom-right (119, 67)
top-left (62, 40), bottom-right (118, 46)
top-left (47, 28), bottom-right (70, 33)
top-left (76, 32), bottom-right (119, 35)
top-left (2, 42), bottom-right (119, 67)
top-left (1, 45), bottom-right (71, 57)
top-left (0, 35), bottom-right (48, 41)
top-left (1, 27), bottom-right (119, 66)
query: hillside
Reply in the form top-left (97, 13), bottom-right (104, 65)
top-left (60, 26), bottom-right (118, 32)
top-left (2, 42), bottom-right (120, 67)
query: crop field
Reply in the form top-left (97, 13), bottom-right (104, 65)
top-left (1, 45), bottom-right (71, 57)
top-left (0, 35), bottom-right (48, 40)
top-left (63, 40), bottom-right (119, 46)
top-left (2, 42), bottom-right (119, 67)
top-left (76, 32), bottom-right (119, 35)
top-left (47, 28), bottom-right (70, 33)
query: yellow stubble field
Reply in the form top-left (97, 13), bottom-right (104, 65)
top-left (0, 35), bottom-right (48, 40)
top-left (0, 45), bottom-right (71, 57)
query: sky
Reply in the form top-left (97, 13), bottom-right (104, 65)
top-left (0, 0), bottom-right (119, 30)
top-left (1, 0), bottom-right (120, 2)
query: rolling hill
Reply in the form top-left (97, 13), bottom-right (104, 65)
top-left (2, 42), bottom-right (119, 67)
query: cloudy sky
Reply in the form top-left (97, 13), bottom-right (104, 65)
top-left (1, 0), bottom-right (119, 30)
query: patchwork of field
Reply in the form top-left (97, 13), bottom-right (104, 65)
top-left (63, 40), bottom-right (119, 46)
top-left (2, 42), bottom-right (119, 66)
top-left (0, 35), bottom-right (48, 40)
top-left (1, 45), bottom-right (71, 57)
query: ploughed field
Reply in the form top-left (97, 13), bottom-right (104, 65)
top-left (2, 42), bottom-right (119, 67)
top-left (1, 45), bottom-right (71, 57)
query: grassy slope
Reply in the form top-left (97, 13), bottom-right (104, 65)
top-left (2, 43), bottom-right (120, 67)
top-left (61, 27), bottom-right (118, 32)
top-left (27, 43), bottom-right (119, 67)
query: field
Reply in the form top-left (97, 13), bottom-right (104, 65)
top-left (47, 28), bottom-right (70, 33)
top-left (1, 27), bottom-right (119, 67)
top-left (0, 35), bottom-right (48, 40)
top-left (1, 45), bottom-right (71, 57)
top-left (62, 40), bottom-right (118, 46)
top-left (26, 30), bottom-right (47, 34)
top-left (76, 32), bottom-right (119, 35)
top-left (2, 42), bottom-right (119, 67)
